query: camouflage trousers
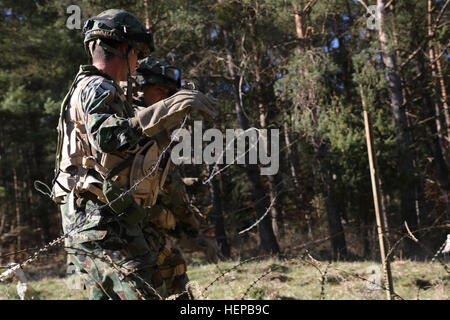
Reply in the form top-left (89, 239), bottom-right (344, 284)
top-left (62, 194), bottom-right (190, 300)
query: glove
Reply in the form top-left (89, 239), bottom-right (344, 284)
top-left (102, 179), bottom-right (147, 226)
top-left (132, 89), bottom-right (219, 138)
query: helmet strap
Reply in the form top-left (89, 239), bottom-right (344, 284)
top-left (126, 48), bottom-right (133, 104)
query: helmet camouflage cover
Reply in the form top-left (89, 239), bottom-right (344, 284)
top-left (83, 9), bottom-right (154, 58)
top-left (134, 56), bottom-right (181, 95)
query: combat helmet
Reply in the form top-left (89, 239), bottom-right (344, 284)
top-left (83, 9), bottom-right (154, 59)
top-left (134, 56), bottom-right (181, 95)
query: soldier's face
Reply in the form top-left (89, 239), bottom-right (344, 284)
top-left (127, 48), bottom-right (140, 74)
top-left (115, 45), bottom-right (140, 82)
top-left (118, 45), bottom-right (139, 81)
top-left (143, 85), bottom-right (169, 106)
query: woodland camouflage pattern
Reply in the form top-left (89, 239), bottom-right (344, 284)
top-left (157, 171), bottom-right (221, 263)
top-left (60, 65), bottom-right (190, 299)
top-left (134, 56), bottom-right (181, 94)
top-left (83, 9), bottom-right (154, 58)
top-left (131, 57), bottom-right (221, 264)
top-left (84, 71), bottom-right (140, 153)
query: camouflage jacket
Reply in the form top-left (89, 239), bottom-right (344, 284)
top-left (79, 65), bottom-right (141, 154)
top-left (57, 65), bottom-right (143, 240)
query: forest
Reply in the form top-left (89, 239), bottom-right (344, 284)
top-left (0, 0), bottom-right (449, 300)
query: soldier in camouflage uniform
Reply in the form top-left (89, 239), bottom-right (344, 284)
top-left (53, 9), bottom-right (218, 300)
top-left (131, 56), bottom-right (222, 296)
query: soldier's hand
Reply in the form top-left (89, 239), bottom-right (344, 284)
top-left (171, 89), bottom-right (219, 122)
top-left (132, 89), bottom-right (219, 138)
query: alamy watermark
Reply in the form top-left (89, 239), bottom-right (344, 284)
top-left (66, 5), bottom-right (81, 30)
top-left (68, 4), bottom-right (381, 33)
top-left (64, 4), bottom-right (279, 175)
top-left (366, 5), bottom-right (381, 31)
top-left (170, 122), bottom-right (279, 175)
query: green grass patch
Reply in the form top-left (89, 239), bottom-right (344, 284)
top-left (0, 259), bottom-right (448, 300)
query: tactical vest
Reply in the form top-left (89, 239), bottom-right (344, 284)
top-left (54, 65), bottom-right (170, 209)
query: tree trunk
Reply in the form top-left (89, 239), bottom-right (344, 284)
top-left (357, 193), bottom-right (371, 258)
top-left (13, 167), bottom-right (21, 251)
top-left (282, 109), bottom-right (310, 238)
top-left (293, 0), bottom-right (344, 249)
top-left (30, 116), bottom-right (50, 243)
top-left (435, 42), bottom-right (450, 146)
top-left (292, 1), bottom-right (320, 241)
top-left (221, 26), bottom-right (280, 254)
top-left (249, 24), bottom-right (284, 239)
top-left (143, 0), bottom-right (151, 31)
top-left (312, 124), bottom-right (347, 260)
top-left (377, 0), bottom-right (419, 256)
top-left (428, 1), bottom-right (450, 166)
top-left (293, 2), bottom-right (314, 48)
top-left (325, 174), bottom-right (347, 260)
top-left (282, 109), bottom-right (302, 196)
top-left (413, 40), bottom-right (450, 218)
top-left (207, 164), bottom-right (230, 258)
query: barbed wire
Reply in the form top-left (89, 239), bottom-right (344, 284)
top-left (204, 127), bottom-right (269, 185)
top-left (4, 228), bottom-right (450, 300)
top-left (0, 116), bottom-right (284, 298)
top-left (240, 265), bottom-right (278, 299)
top-left (194, 222), bottom-right (449, 300)
top-left (1, 115), bottom-right (286, 299)
top-left (403, 222), bottom-right (450, 274)
top-left (238, 194), bottom-right (278, 235)
top-left (199, 253), bottom-right (288, 298)
top-left (197, 250), bottom-right (408, 300)
top-left (63, 246), bottom-right (162, 300)
top-left (0, 116), bottom-right (189, 282)
top-left (431, 237), bottom-right (448, 263)
top-left (1, 118), bottom-right (449, 300)
top-left (0, 247), bottom-right (41, 259)
top-left (305, 259), bottom-right (405, 300)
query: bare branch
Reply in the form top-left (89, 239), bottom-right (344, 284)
top-left (357, 0), bottom-right (369, 12)
top-left (303, 0), bottom-right (318, 14)
top-left (434, 0), bottom-right (450, 29)
top-left (400, 37), bottom-right (430, 69)
top-left (404, 221), bottom-right (419, 243)
top-left (431, 40), bottom-right (450, 63)
top-left (385, 0), bottom-right (395, 8)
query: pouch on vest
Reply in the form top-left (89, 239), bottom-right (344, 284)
top-left (102, 175), bottom-right (147, 226)
top-left (54, 75), bottom-right (98, 200)
top-left (129, 140), bottom-right (161, 208)
top-left (146, 204), bottom-right (177, 230)
top-left (100, 152), bottom-right (131, 187)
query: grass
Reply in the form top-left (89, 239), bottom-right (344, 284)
top-left (1, 259), bottom-right (448, 300)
